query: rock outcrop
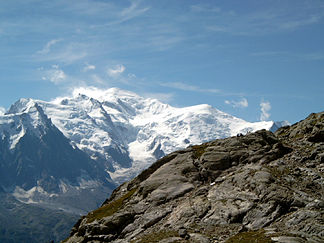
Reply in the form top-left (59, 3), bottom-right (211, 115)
top-left (64, 112), bottom-right (324, 243)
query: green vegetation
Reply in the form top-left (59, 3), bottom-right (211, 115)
top-left (86, 188), bottom-right (137, 223)
top-left (191, 144), bottom-right (208, 159)
top-left (266, 165), bottom-right (291, 180)
top-left (130, 229), bottom-right (179, 243)
top-left (226, 230), bottom-right (274, 243)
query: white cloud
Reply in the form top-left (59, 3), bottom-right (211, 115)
top-left (71, 86), bottom-right (113, 101)
top-left (225, 98), bottom-right (248, 108)
top-left (143, 92), bottom-right (174, 103)
top-left (260, 100), bottom-right (271, 121)
top-left (160, 82), bottom-right (220, 94)
top-left (119, 1), bottom-right (150, 21)
top-left (83, 63), bottom-right (96, 72)
top-left (91, 74), bottom-right (105, 84)
top-left (128, 73), bottom-right (137, 79)
top-left (35, 42), bottom-right (88, 64)
top-left (37, 39), bottom-right (62, 55)
top-left (42, 65), bottom-right (67, 84)
top-left (0, 107), bottom-right (6, 115)
top-left (100, 1), bottom-right (150, 27)
top-left (107, 64), bottom-right (126, 77)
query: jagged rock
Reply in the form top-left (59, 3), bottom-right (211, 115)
top-left (178, 228), bottom-right (188, 238)
top-left (63, 111), bottom-right (324, 243)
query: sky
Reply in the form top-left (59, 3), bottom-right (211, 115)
top-left (0, 0), bottom-right (323, 123)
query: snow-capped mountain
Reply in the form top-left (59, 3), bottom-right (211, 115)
top-left (0, 99), bottom-right (115, 213)
top-left (32, 87), bottom-right (275, 183)
top-left (0, 87), bottom-right (283, 242)
top-left (1, 87), bottom-right (278, 186)
top-left (0, 86), bottom-right (282, 203)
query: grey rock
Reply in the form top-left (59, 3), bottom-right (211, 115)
top-left (271, 236), bottom-right (305, 243)
top-left (64, 111), bottom-right (324, 243)
top-left (178, 228), bottom-right (188, 238)
top-left (189, 233), bottom-right (210, 243)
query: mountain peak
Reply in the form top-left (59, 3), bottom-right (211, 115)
top-left (7, 98), bottom-right (36, 114)
top-left (32, 88), bottom-right (278, 183)
top-left (1, 88), bottom-right (279, 184)
top-left (71, 86), bottom-right (140, 103)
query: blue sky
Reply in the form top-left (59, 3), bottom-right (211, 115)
top-left (0, 0), bottom-right (323, 123)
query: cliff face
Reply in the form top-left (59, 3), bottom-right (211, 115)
top-left (64, 112), bottom-right (324, 243)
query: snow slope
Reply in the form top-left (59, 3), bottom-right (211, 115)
top-left (25, 87), bottom-right (274, 183)
top-left (1, 87), bottom-right (277, 183)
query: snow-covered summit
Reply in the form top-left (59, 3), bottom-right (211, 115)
top-left (1, 87), bottom-right (277, 183)
top-left (0, 98), bottom-right (53, 149)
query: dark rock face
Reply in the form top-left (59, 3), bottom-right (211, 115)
top-left (0, 105), bottom-right (114, 192)
top-left (0, 104), bottom-right (117, 243)
top-left (65, 112), bottom-right (324, 243)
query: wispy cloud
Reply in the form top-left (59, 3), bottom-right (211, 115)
top-left (61, 0), bottom-right (114, 16)
top-left (37, 39), bottom-right (62, 55)
top-left (250, 51), bottom-right (287, 57)
top-left (90, 74), bottom-right (105, 85)
top-left (251, 51), bottom-right (324, 62)
top-left (83, 63), bottom-right (96, 72)
top-left (205, 3), bottom-right (324, 36)
top-left (120, 1), bottom-right (149, 18)
top-left (107, 64), bottom-right (126, 77)
top-left (41, 65), bottom-right (67, 85)
top-left (160, 82), bottom-right (220, 94)
top-left (0, 107), bottom-right (6, 115)
top-left (260, 100), bottom-right (271, 121)
top-left (143, 92), bottom-right (174, 103)
top-left (103, 0), bottom-right (150, 26)
top-left (280, 15), bottom-right (321, 30)
top-left (225, 98), bottom-right (248, 108)
top-left (35, 42), bottom-right (88, 65)
top-left (145, 35), bottom-right (184, 51)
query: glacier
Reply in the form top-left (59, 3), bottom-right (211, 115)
top-left (1, 87), bottom-right (278, 185)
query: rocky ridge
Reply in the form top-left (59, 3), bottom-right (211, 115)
top-left (65, 111), bottom-right (324, 243)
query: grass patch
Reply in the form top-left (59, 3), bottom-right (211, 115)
top-left (130, 229), bottom-right (179, 243)
top-left (266, 165), bottom-right (291, 180)
top-left (127, 153), bottom-right (178, 190)
top-left (226, 229), bottom-right (274, 243)
top-left (191, 144), bottom-right (208, 159)
top-left (86, 188), bottom-right (137, 223)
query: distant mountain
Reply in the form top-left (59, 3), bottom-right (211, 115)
top-left (0, 99), bottom-right (115, 242)
top-left (0, 87), bottom-right (283, 242)
top-left (1, 99), bottom-right (115, 213)
top-left (35, 87), bottom-right (278, 183)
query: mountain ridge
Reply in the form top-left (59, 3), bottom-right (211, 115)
top-left (5, 87), bottom-right (280, 183)
top-left (64, 111), bottom-right (324, 243)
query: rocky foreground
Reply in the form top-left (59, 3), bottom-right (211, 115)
top-left (64, 112), bottom-right (324, 243)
